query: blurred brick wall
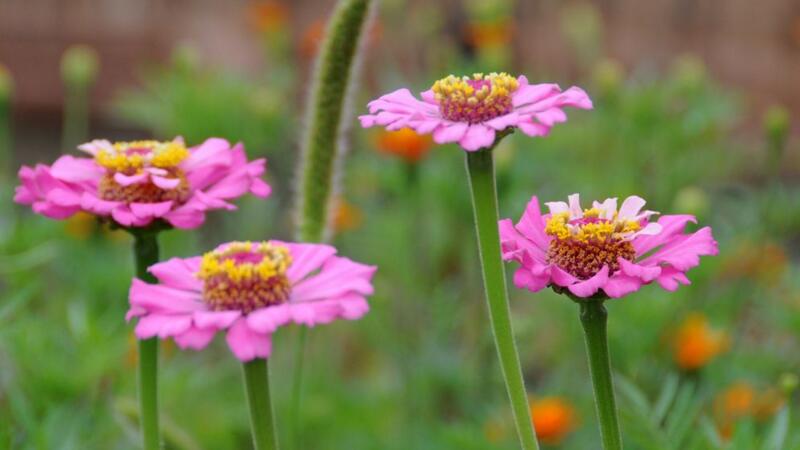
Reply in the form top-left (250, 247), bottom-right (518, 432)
top-left (1, 0), bottom-right (799, 116)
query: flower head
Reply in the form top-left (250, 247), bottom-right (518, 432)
top-left (127, 241), bottom-right (376, 361)
top-left (359, 73), bottom-right (592, 151)
top-left (672, 313), bottom-right (728, 371)
top-left (530, 397), bottom-right (577, 445)
top-left (375, 127), bottom-right (433, 163)
top-left (14, 137), bottom-right (270, 229)
top-left (499, 194), bottom-right (718, 299)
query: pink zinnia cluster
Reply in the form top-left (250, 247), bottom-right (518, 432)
top-left (14, 138), bottom-right (270, 229)
top-left (127, 241), bottom-right (376, 361)
top-left (359, 72), bottom-right (592, 151)
top-left (499, 194), bottom-right (718, 299)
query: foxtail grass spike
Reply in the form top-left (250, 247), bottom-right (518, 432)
top-left (296, 0), bottom-right (374, 243)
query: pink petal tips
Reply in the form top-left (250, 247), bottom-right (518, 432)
top-left (14, 138), bottom-right (271, 230)
top-left (359, 73), bottom-right (592, 152)
top-left (499, 194), bottom-right (718, 299)
top-left (127, 241), bottom-right (377, 362)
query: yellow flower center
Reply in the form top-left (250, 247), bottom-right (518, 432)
top-left (95, 140), bottom-right (189, 173)
top-left (94, 140), bottom-right (191, 204)
top-left (431, 72), bottom-right (519, 123)
top-left (545, 208), bottom-right (642, 279)
top-left (197, 242), bottom-right (292, 313)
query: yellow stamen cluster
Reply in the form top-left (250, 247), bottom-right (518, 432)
top-left (432, 72), bottom-right (519, 123)
top-left (545, 210), bottom-right (641, 244)
top-left (544, 212), bottom-right (571, 240)
top-left (544, 208), bottom-right (643, 279)
top-left (198, 242), bottom-right (292, 282)
top-left (95, 140), bottom-right (189, 173)
top-left (197, 242), bottom-right (293, 313)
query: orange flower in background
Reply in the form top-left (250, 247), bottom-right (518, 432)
top-left (714, 381), bottom-right (786, 440)
top-left (333, 198), bottom-right (363, 234)
top-left (249, 1), bottom-right (289, 34)
top-left (672, 313), bottom-right (728, 371)
top-left (530, 397), bottom-right (577, 445)
top-left (375, 128), bottom-right (433, 163)
top-left (301, 19), bottom-right (326, 58)
top-left (465, 20), bottom-right (514, 49)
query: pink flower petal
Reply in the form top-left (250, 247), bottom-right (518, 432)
top-left (458, 124), bottom-right (496, 151)
top-left (291, 256), bottom-right (377, 302)
top-left (639, 226), bottom-right (718, 271)
top-left (656, 267), bottom-right (691, 291)
top-left (173, 326), bottom-right (216, 350)
top-left (130, 201), bottom-right (174, 219)
top-left (113, 172), bottom-right (149, 186)
top-left (432, 122), bottom-right (469, 144)
top-left (619, 258), bottom-right (661, 282)
top-left (129, 278), bottom-right (204, 314)
top-left (225, 318), bottom-right (273, 362)
top-left (151, 176), bottom-right (181, 189)
top-left (182, 137), bottom-right (233, 172)
top-left (193, 310), bottom-right (241, 329)
top-left (283, 242), bottom-right (338, 282)
top-left (246, 304), bottom-right (292, 334)
top-left (551, 266), bottom-right (579, 287)
top-left (162, 199), bottom-right (208, 229)
top-left (148, 257), bottom-right (203, 291)
top-left (80, 193), bottom-right (120, 215)
top-left (567, 265), bottom-right (609, 297)
top-left (135, 314), bottom-right (192, 339)
top-left (603, 274), bottom-right (644, 298)
top-left (50, 155), bottom-right (104, 183)
top-left (513, 266), bottom-right (550, 292)
top-left (617, 195), bottom-right (647, 221)
top-left (632, 215), bottom-right (696, 255)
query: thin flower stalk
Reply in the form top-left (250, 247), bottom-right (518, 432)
top-left (466, 145), bottom-right (539, 450)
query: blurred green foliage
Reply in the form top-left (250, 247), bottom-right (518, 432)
top-left (2, 2), bottom-right (800, 449)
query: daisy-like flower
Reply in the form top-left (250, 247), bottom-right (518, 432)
top-left (14, 138), bottom-right (270, 229)
top-left (359, 72), bottom-right (592, 151)
top-left (127, 241), bottom-right (376, 361)
top-left (499, 194), bottom-right (718, 299)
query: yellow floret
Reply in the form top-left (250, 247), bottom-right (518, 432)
top-left (197, 241), bottom-right (292, 282)
top-left (95, 140), bottom-right (189, 172)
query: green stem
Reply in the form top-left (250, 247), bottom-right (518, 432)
top-left (465, 148), bottom-right (539, 450)
top-left (133, 232), bottom-right (161, 450)
top-left (243, 359), bottom-right (280, 450)
top-left (288, 328), bottom-right (307, 450)
top-left (580, 300), bottom-right (623, 450)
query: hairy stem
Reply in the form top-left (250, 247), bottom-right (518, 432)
top-left (296, 0), bottom-right (373, 243)
top-left (291, 1), bottom-right (374, 447)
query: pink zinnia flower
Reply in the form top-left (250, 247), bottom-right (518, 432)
top-left (359, 72), bottom-right (592, 151)
top-left (14, 138), bottom-right (270, 229)
top-left (127, 241), bottom-right (376, 361)
top-left (499, 194), bottom-right (718, 299)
